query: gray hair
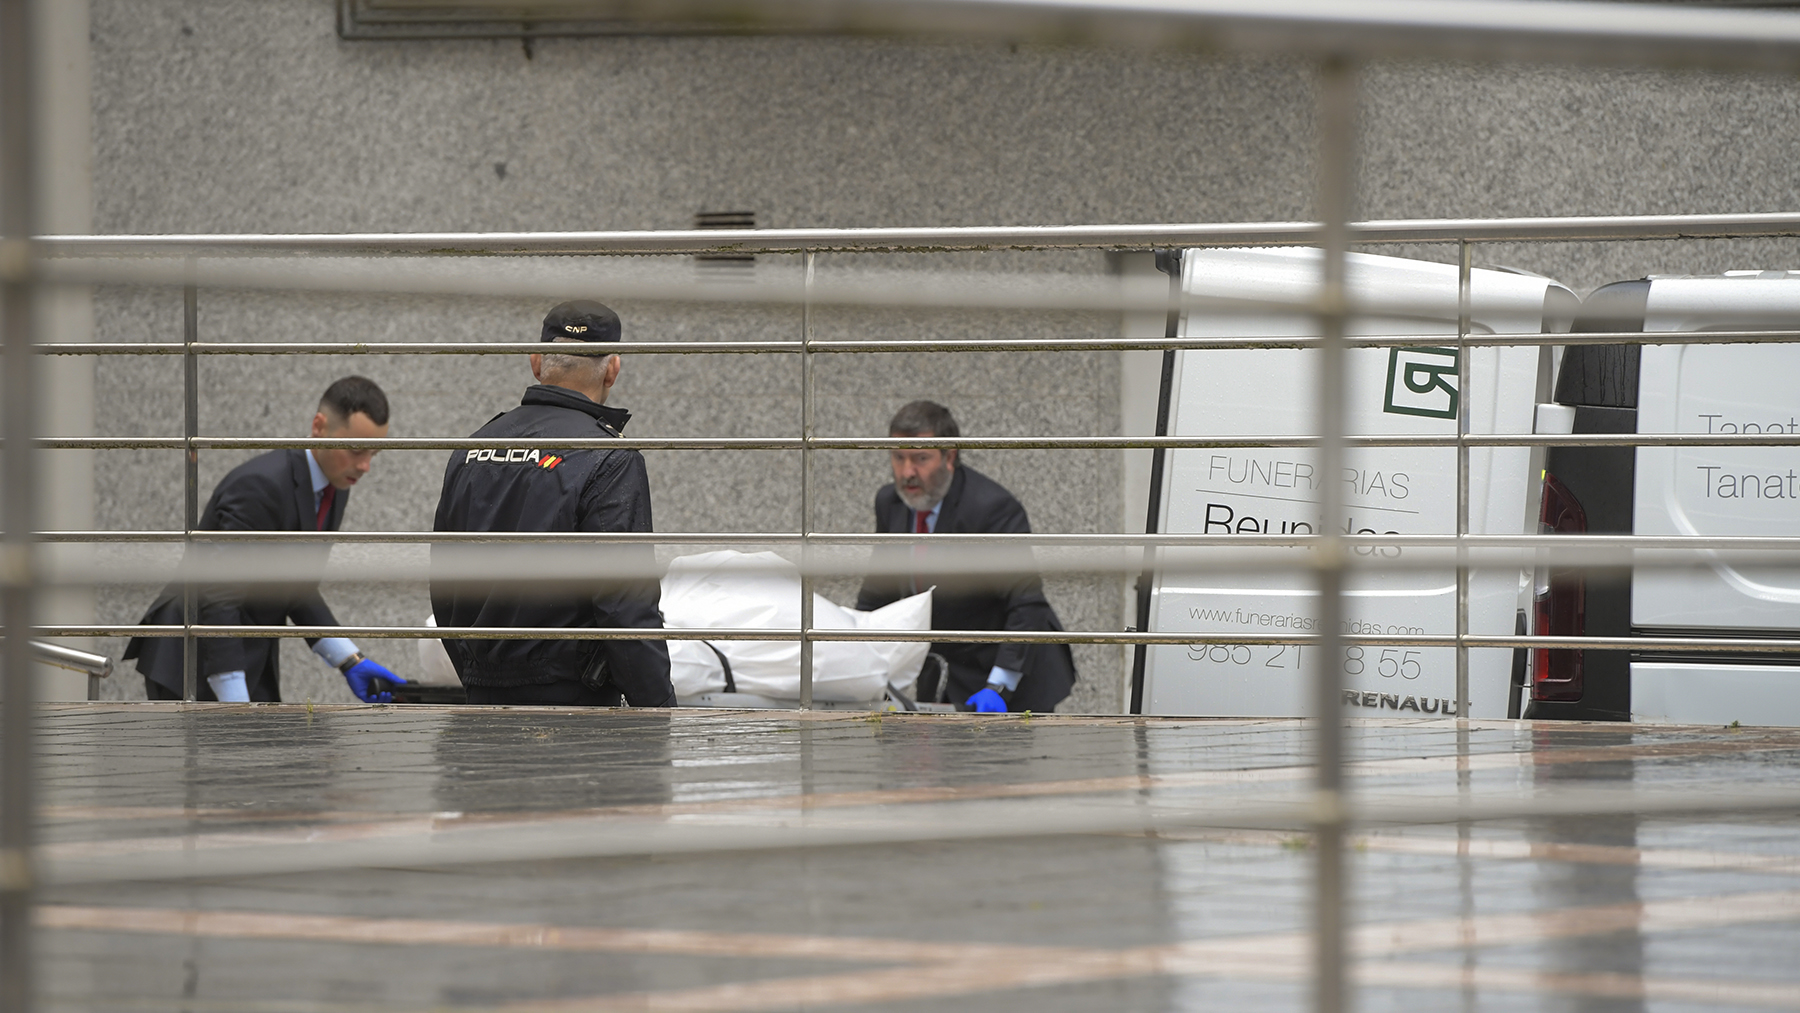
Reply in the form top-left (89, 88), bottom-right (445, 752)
top-left (539, 339), bottom-right (617, 385)
top-left (888, 400), bottom-right (959, 438)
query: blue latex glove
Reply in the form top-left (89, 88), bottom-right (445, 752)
top-left (966, 687), bottom-right (1008, 713)
top-left (343, 657), bottom-right (405, 703)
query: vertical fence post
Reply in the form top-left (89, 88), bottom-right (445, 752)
top-left (1312, 53), bottom-right (1358, 1013)
top-left (181, 283), bottom-right (198, 702)
top-left (0, 0), bottom-right (39, 1008)
top-left (1129, 250), bottom-right (1182, 715)
top-left (798, 252), bottom-right (815, 711)
top-left (1455, 242), bottom-right (1471, 722)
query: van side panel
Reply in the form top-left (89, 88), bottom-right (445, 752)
top-left (1632, 662), bottom-right (1800, 726)
top-left (1141, 248), bottom-right (1559, 718)
top-left (1630, 276), bottom-right (1800, 726)
top-left (1634, 342), bottom-right (1800, 630)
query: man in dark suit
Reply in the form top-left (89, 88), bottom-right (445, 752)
top-left (125, 376), bottom-right (405, 703)
top-left (855, 401), bottom-right (1076, 713)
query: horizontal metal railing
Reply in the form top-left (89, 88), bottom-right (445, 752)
top-left (27, 642), bottom-right (111, 678)
top-left (26, 330), bottom-right (1800, 354)
top-left (344, 0), bottom-right (1800, 73)
top-left (32, 531), bottom-right (1800, 550)
top-left (25, 539), bottom-right (1800, 597)
top-left (37, 624), bottom-right (1800, 653)
top-left (31, 211), bottom-right (1800, 255)
top-left (23, 432), bottom-right (1800, 451)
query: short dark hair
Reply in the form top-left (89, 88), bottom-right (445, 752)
top-left (318, 376), bottom-right (390, 426)
top-left (887, 400), bottom-right (959, 438)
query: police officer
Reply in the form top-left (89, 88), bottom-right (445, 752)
top-left (429, 300), bottom-right (675, 707)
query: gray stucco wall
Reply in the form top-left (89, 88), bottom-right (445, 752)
top-left (87, 0), bottom-right (1800, 709)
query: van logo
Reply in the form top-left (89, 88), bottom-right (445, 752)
top-left (1342, 689), bottom-right (1459, 716)
top-left (1383, 346), bottom-right (1459, 420)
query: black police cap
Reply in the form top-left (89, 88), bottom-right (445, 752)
top-left (541, 300), bottom-right (622, 343)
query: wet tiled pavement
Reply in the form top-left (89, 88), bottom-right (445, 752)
top-left (26, 704), bottom-right (1800, 1011)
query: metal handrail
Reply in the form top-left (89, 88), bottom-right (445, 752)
top-left (31, 211), bottom-right (1800, 257)
top-left (39, 624), bottom-right (1800, 654)
top-left (27, 642), bottom-right (111, 678)
top-left (25, 432), bottom-right (1800, 451)
top-left (33, 530), bottom-right (1800, 551)
top-left (28, 330), bottom-right (1800, 355)
top-left (428, 0), bottom-right (1800, 73)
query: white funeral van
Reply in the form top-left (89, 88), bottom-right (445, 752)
top-left (1526, 272), bottom-right (1800, 725)
top-left (1137, 247), bottom-right (1576, 719)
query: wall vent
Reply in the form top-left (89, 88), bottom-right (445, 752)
top-left (337, 1), bottom-right (800, 39)
top-left (693, 210), bottom-right (756, 281)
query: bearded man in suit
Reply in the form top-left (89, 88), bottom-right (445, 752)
top-left (125, 376), bottom-right (405, 703)
top-left (855, 401), bottom-right (1076, 712)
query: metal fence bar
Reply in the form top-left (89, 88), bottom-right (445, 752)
top-left (34, 431), bottom-right (1800, 451)
top-left (34, 550), bottom-right (1800, 587)
top-left (799, 252), bottom-right (815, 710)
top-left (33, 530), bottom-right (1800, 551)
top-left (1129, 249), bottom-right (1184, 714)
top-left (17, 257), bottom-right (1798, 319)
top-left (27, 642), bottom-right (110, 677)
top-left (1453, 241), bottom-right (1476, 897)
top-left (436, 0), bottom-right (1800, 73)
top-left (1455, 240), bottom-right (1472, 722)
top-left (1312, 53), bottom-right (1357, 1013)
top-left (181, 285), bottom-right (198, 703)
top-left (30, 210), bottom-right (1800, 257)
top-left (42, 624), bottom-right (1800, 651)
top-left (0, 0), bottom-right (36, 1008)
top-left (28, 642), bottom-right (109, 707)
top-left (29, 329), bottom-right (1800, 356)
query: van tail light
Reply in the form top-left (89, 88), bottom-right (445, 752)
top-left (1531, 472), bottom-right (1587, 703)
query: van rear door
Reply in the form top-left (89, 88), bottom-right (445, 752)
top-left (1140, 247), bottom-right (1573, 718)
top-left (1631, 273), bottom-right (1800, 724)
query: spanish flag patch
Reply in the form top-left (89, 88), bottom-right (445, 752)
top-left (539, 455), bottom-right (563, 470)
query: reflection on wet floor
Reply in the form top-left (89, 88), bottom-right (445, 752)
top-left (29, 704), bottom-right (1800, 1011)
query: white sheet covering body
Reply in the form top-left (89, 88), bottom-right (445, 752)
top-left (661, 551), bottom-right (932, 702)
top-left (420, 552), bottom-right (931, 701)
top-left (418, 614), bottom-right (459, 685)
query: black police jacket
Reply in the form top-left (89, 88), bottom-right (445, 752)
top-left (430, 384), bottom-right (674, 705)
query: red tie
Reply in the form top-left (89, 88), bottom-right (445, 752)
top-left (910, 510), bottom-right (929, 594)
top-left (315, 485), bottom-right (336, 531)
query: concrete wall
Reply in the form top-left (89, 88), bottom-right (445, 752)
top-left (86, 0), bottom-right (1800, 710)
